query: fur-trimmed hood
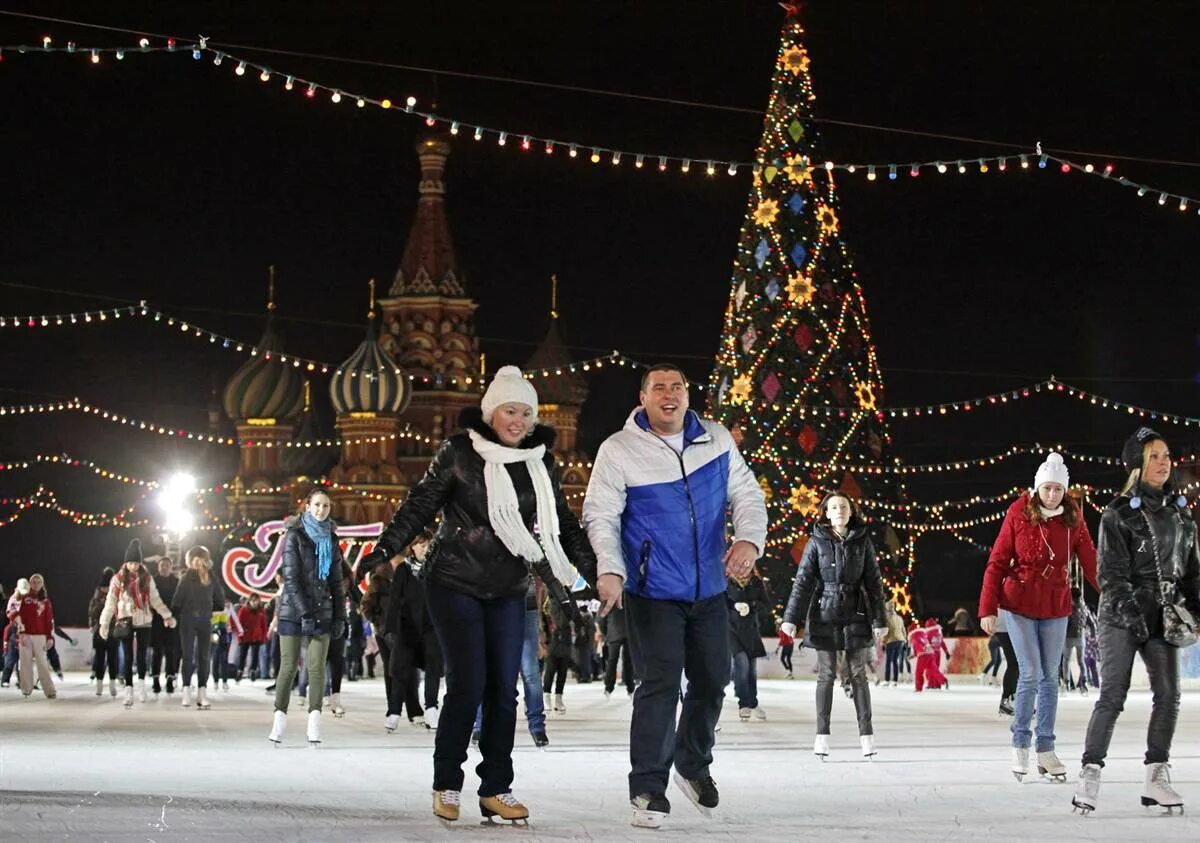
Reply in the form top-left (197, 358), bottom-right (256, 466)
top-left (459, 405), bottom-right (557, 451)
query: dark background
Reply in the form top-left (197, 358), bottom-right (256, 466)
top-left (2, 1), bottom-right (1198, 624)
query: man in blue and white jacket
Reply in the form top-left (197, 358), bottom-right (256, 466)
top-left (584, 364), bottom-right (766, 827)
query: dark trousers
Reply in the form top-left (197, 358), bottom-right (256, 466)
top-left (180, 615), bottom-right (213, 688)
top-left (237, 642), bottom-right (263, 678)
top-left (152, 628), bottom-right (181, 678)
top-left (816, 647), bottom-right (874, 735)
top-left (884, 641), bottom-right (905, 682)
top-left (377, 635), bottom-right (404, 717)
top-left (575, 643), bottom-right (594, 682)
top-left (543, 654), bottom-right (571, 695)
top-left (328, 637), bottom-right (345, 694)
top-left (1082, 625), bottom-right (1180, 767)
top-left (1, 639), bottom-right (18, 683)
top-left (780, 643), bottom-right (794, 673)
top-left (625, 591), bottom-right (728, 800)
top-left (211, 637), bottom-right (230, 684)
top-left (997, 631), bottom-right (1018, 698)
top-left (731, 651), bottom-right (758, 709)
top-left (47, 642), bottom-right (62, 673)
top-left (425, 581), bottom-right (525, 796)
top-left (92, 632), bottom-right (119, 680)
top-left (605, 640), bottom-right (635, 694)
top-left (981, 638), bottom-right (1003, 677)
top-left (120, 628), bottom-right (151, 686)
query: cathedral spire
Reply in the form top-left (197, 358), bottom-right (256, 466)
top-left (390, 134), bottom-right (463, 297)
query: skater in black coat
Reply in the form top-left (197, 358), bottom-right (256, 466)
top-left (727, 570), bottom-right (769, 720)
top-left (780, 492), bottom-right (887, 760)
top-left (600, 602), bottom-right (634, 697)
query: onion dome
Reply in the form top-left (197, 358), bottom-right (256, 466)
top-left (330, 282), bottom-right (412, 415)
top-left (281, 382), bottom-right (339, 478)
top-left (222, 316), bottom-right (305, 422)
top-left (525, 275), bottom-right (587, 405)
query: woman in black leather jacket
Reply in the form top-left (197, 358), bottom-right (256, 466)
top-left (364, 366), bottom-right (598, 826)
top-left (267, 488), bottom-right (346, 748)
top-left (780, 492), bottom-right (886, 761)
top-left (1073, 427), bottom-right (1200, 815)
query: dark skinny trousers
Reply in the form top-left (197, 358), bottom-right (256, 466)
top-left (625, 591), bottom-right (728, 800)
top-left (1082, 624), bottom-right (1180, 767)
top-left (884, 641), bottom-right (905, 682)
top-left (179, 615), bottom-right (213, 688)
top-left (543, 654), bottom-right (571, 695)
top-left (997, 631), bottom-right (1018, 698)
top-left (780, 643), bottom-right (794, 674)
top-left (237, 642), bottom-right (263, 678)
top-left (605, 639), bottom-right (635, 694)
top-left (425, 581), bottom-right (525, 796)
top-left (120, 627), bottom-right (151, 686)
top-left (152, 628), bottom-right (181, 679)
top-left (817, 647), bottom-right (874, 735)
top-left (92, 631), bottom-right (120, 680)
top-left (980, 637), bottom-right (1003, 677)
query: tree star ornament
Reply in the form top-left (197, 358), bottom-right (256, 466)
top-left (785, 272), bottom-right (816, 305)
top-left (853, 381), bottom-right (877, 411)
top-left (789, 484), bottom-right (821, 517)
top-left (784, 154), bottom-right (813, 185)
top-left (729, 374), bottom-right (753, 405)
top-left (753, 198), bottom-right (781, 227)
top-left (816, 204), bottom-right (839, 236)
top-left (781, 45), bottom-right (810, 75)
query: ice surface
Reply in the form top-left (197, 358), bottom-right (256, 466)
top-left (2, 673), bottom-right (1199, 840)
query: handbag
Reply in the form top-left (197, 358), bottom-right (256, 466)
top-left (1140, 511), bottom-right (1199, 648)
top-left (113, 617), bottom-right (133, 640)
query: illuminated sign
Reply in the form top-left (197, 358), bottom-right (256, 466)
top-left (221, 519), bottom-right (383, 599)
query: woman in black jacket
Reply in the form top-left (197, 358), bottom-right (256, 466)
top-left (171, 546), bottom-right (225, 710)
top-left (362, 366), bottom-right (598, 826)
top-left (780, 492), bottom-right (887, 761)
top-left (1072, 428), bottom-right (1200, 815)
top-left (727, 570), bottom-right (769, 721)
top-left (267, 488), bottom-right (347, 747)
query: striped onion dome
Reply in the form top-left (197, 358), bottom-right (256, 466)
top-left (222, 318), bottom-right (305, 422)
top-left (329, 318), bottom-right (411, 415)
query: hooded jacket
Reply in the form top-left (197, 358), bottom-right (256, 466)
top-left (583, 408), bottom-right (767, 603)
top-left (783, 521), bottom-right (886, 652)
top-left (277, 515), bottom-right (347, 629)
top-left (1096, 485), bottom-right (1200, 636)
top-left (727, 574), bottom-right (768, 658)
top-left (373, 407), bottom-right (598, 601)
top-left (979, 495), bottom-right (1099, 620)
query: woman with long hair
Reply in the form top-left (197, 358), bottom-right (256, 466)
top-left (360, 366), bottom-right (598, 826)
top-left (780, 491), bottom-right (887, 760)
top-left (172, 546), bottom-right (226, 709)
top-left (1072, 428), bottom-right (1200, 815)
top-left (9, 573), bottom-right (57, 699)
top-left (979, 453), bottom-right (1098, 783)
top-left (99, 540), bottom-right (176, 708)
top-left (88, 567), bottom-right (120, 697)
top-left (727, 566), bottom-right (769, 720)
top-left (267, 488), bottom-right (346, 747)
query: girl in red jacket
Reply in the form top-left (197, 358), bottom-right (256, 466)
top-left (979, 453), bottom-right (1098, 782)
top-left (11, 573), bottom-right (57, 698)
top-left (236, 595), bottom-right (269, 682)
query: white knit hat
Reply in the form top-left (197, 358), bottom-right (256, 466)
top-left (15, 577), bottom-right (29, 595)
top-left (480, 365), bottom-right (538, 423)
top-left (1033, 452), bottom-right (1070, 492)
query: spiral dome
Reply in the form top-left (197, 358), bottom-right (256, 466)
top-left (222, 319), bottom-right (305, 422)
top-left (329, 318), bottom-right (411, 415)
top-left (281, 383), bottom-right (339, 478)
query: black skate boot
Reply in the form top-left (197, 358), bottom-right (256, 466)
top-left (532, 730), bottom-right (549, 748)
top-left (630, 793), bottom-right (670, 829)
top-left (152, 677), bottom-right (162, 695)
top-left (999, 695), bottom-right (1014, 716)
top-left (673, 773), bottom-right (718, 818)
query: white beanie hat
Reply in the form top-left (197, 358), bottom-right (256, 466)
top-left (480, 365), bottom-right (538, 423)
top-left (1033, 452), bottom-right (1070, 492)
top-left (15, 577), bottom-right (29, 595)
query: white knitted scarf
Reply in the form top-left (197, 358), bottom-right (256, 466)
top-left (468, 430), bottom-right (577, 586)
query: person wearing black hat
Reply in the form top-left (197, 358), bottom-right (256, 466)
top-left (99, 539), bottom-right (176, 708)
top-left (1072, 427), bottom-right (1200, 816)
top-left (88, 567), bottom-right (120, 697)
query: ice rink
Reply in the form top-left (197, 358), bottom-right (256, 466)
top-left (3, 672), bottom-right (1199, 840)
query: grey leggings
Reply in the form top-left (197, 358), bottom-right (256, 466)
top-left (816, 647), bottom-right (874, 735)
top-left (179, 615), bottom-right (212, 688)
top-left (274, 634), bottom-right (331, 714)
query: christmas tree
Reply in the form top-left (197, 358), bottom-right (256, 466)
top-left (709, 4), bottom-right (909, 616)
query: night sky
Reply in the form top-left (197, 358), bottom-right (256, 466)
top-left (3, 1), bottom-right (1199, 624)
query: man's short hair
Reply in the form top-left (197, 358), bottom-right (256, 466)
top-left (640, 363), bottom-right (689, 392)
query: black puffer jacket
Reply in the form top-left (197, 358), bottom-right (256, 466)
top-left (783, 521), bottom-right (886, 651)
top-left (727, 575), bottom-right (768, 658)
top-left (277, 516), bottom-right (347, 630)
top-left (374, 407), bottom-right (598, 600)
top-left (1097, 486), bottom-right (1200, 637)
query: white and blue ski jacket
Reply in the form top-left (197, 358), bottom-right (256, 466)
top-left (583, 408), bottom-right (767, 603)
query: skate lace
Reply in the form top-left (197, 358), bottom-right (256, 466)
top-left (439, 790), bottom-right (461, 806)
top-left (495, 793), bottom-right (521, 807)
top-left (1151, 764), bottom-right (1173, 786)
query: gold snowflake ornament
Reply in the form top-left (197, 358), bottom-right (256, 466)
top-left (786, 272), bottom-right (816, 305)
top-left (753, 198), bottom-right (781, 228)
top-left (853, 381), bottom-right (877, 411)
top-left (784, 154), bottom-right (813, 185)
top-left (729, 374), bottom-right (753, 405)
top-left (816, 204), bottom-right (839, 236)
top-left (789, 484), bottom-right (822, 517)
top-left (782, 45), bottom-right (811, 75)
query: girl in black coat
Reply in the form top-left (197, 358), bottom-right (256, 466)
top-left (267, 488), bottom-right (347, 747)
top-left (362, 366), bottom-right (598, 825)
top-left (781, 492), bottom-right (887, 760)
top-left (727, 570), bottom-right (769, 720)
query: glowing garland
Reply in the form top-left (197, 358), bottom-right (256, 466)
top-left (0, 453), bottom-right (159, 487)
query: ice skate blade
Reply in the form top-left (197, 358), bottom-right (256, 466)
top-left (1071, 798), bottom-right (1094, 815)
top-left (1012, 772), bottom-right (1026, 782)
top-left (1038, 768), bottom-right (1066, 782)
top-left (481, 816), bottom-right (529, 827)
top-left (1141, 797), bottom-right (1184, 814)
top-left (631, 809), bottom-right (665, 829)
top-left (308, 740), bottom-right (321, 747)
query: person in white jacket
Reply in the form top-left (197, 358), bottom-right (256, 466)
top-left (583, 364), bottom-right (767, 829)
top-left (99, 539), bottom-right (175, 707)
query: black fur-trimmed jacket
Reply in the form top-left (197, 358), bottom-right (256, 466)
top-left (373, 407), bottom-right (599, 601)
top-left (1096, 486), bottom-right (1200, 638)
top-left (277, 516), bottom-right (347, 630)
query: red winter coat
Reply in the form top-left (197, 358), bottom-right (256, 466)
top-left (236, 605), bottom-right (269, 644)
top-left (908, 627), bottom-right (930, 656)
top-left (979, 496), bottom-right (1099, 620)
top-left (16, 594), bottom-right (55, 636)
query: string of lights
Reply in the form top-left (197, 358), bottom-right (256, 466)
top-left (0, 452), bottom-right (161, 487)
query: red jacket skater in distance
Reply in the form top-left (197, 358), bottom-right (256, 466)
top-left (979, 495), bottom-right (1099, 620)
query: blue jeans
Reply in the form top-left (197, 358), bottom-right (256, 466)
top-left (474, 608), bottom-right (545, 734)
top-left (731, 651), bottom-right (758, 709)
top-left (425, 581), bottom-right (525, 795)
top-left (625, 591), bottom-right (729, 799)
top-left (1002, 609), bottom-right (1068, 751)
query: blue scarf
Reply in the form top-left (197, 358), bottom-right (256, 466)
top-left (301, 511), bottom-right (334, 580)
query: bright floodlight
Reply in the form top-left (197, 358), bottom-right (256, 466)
top-left (158, 472), bottom-right (197, 535)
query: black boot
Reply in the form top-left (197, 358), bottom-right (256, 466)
top-left (532, 730), bottom-right (549, 748)
top-left (152, 676), bottom-right (162, 694)
top-left (999, 695), bottom-right (1014, 716)
top-left (166, 675), bottom-right (175, 694)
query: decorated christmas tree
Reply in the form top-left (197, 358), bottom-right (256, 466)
top-left (709, 4), bottom-right (909, 615)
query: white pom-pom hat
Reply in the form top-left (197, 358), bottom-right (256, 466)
top-left (1033, 452), bottom-right (1070, 492)
top-left (480, 365), bottom-right (539, 424)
